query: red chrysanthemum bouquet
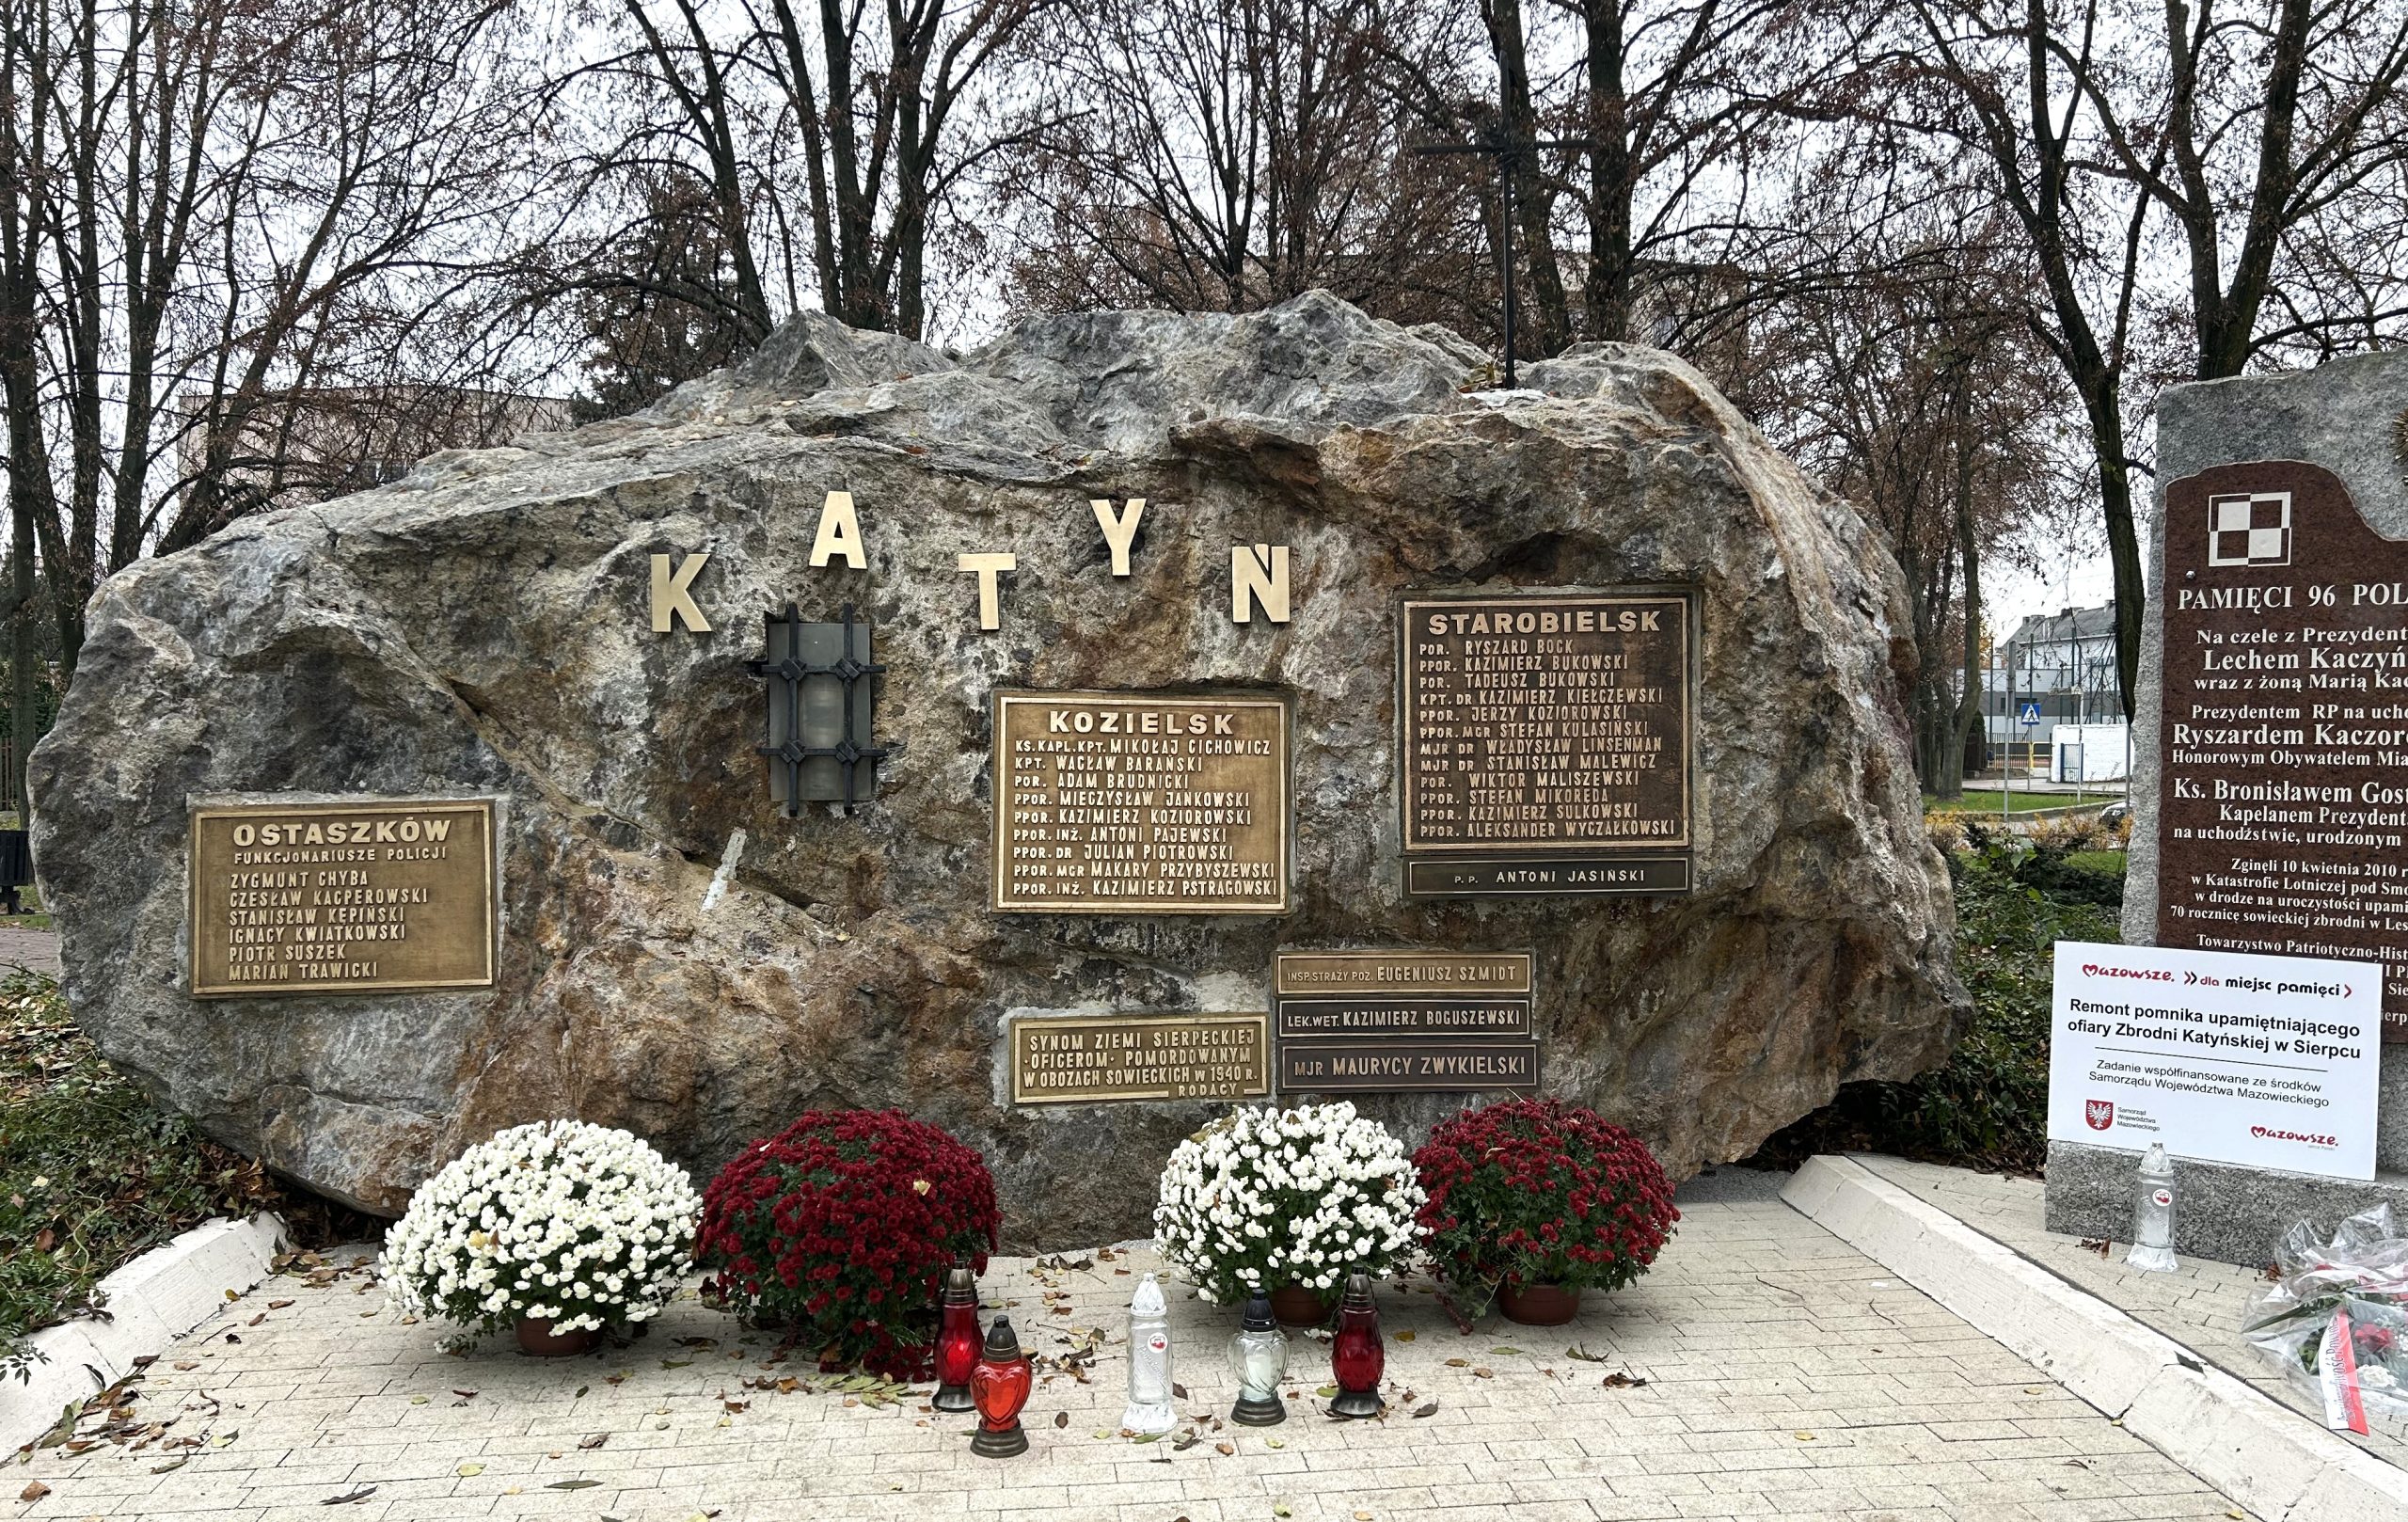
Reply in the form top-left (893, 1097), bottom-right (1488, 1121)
top-left (696, 1109), bottom-right (998, 1376)
top-left (1412, 1098), bottom-right (1678, 1309)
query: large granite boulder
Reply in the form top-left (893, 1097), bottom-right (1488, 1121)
top-left (29, 293), bottom-right (1966, 1245)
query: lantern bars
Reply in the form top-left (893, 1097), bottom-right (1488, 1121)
top-left (745, 601), bottom-right (888, 816)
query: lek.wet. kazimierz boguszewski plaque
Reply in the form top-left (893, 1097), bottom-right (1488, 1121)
top-left (1400, 590), bottom-right (1695, 897)
top-left (189, 798), bottom-right (498, 997)
top-left (991, 690), bottom-right (1291, 914)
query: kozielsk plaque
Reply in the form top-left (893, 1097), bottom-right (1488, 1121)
top-left (1400, 590), bottom-right (1695, 896)
top-left (190, 799), bottom-right (498, 997)
top-left (991, 690), bottom-right (1291, 913)
top-left (1009, 1012), bottom-right (1271, 1104)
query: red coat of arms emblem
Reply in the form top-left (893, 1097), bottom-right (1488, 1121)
top-left (2084, 1100), bottom-right (2115, 1131)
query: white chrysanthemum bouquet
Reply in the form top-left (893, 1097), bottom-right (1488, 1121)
top-left (1153, 1101), bottom-right (1425, 1304)
top-left (385, 1119), bottom-right (702, 1343)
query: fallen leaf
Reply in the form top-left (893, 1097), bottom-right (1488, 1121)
top-left (409, 1396), bottom-right (429, 1405)
top-left (1054, 1412), bottom-right (1069, 1428)
top-left (1173, 1433), bottom-right (1198, 1451)
top-left (1266, 1436), bottom-right (1285, 1449)
top-left (1489, 1346), bottom-right (1523, 1356)
top-left (1392, 1329), bottom-right (1414, 1342)
top-left (269, 1300), bottom-right (293, 1310)
top-left (452, 1389), bottom-right (477, 1400)
top-left (1793, 1431), bottom-right (1814, 1442)
top-left (1412, 1403), bottom-right (1438, 1419)
top-left (1471, 1368), bottom-right (1493, 1379)
top-left (579, 1434), bottom-right (609, 1450)
top-left (172, 1361), bottom-right (198, 1371)
top-left (1354, 1512), bottom-right (1373, 1520)
top-left (547, 1480), bottom-right (602, 1490)
top-left (1314, 1385), bottom-right (1339, 1398)
top-left (150, 1457), bottom-right (187, 1475)
top-left (456, 1462), bottom-right (484, 1476)
top-left (18, 1482), bottom-right (48, 1502)
top-left (319, 1484), bottom-right (375, 1505)
top-left (247, 1314), bottom-right (265, 1327)
top-left (1601, 1371), bottom-right (1647, 1389)
top-left (1444, 1358), bottom-right (1467, 1368)
top-left (1273, 1507), bottom-right (1292, 1518)
top-left (1564, 1345), bottom-right (1606, 1362)
top-left (1171, 1383), bottom-right (1189, 1400)
top-left (1215, 1442), bottom-right (1234, 1455)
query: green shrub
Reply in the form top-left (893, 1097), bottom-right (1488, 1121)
top-left (1750, 829), bottom-right (2119, 1172)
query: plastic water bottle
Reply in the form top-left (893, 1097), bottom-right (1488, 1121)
top-left (2128, 1142), bottom-right (2178, 1272)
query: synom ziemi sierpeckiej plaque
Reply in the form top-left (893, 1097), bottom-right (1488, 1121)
top-left (990, 690), bottom-right (1291, 914)
top-left (190, 798), bottom-right (498, 997)
top-left (2155, 460), bottom-right (2408, 1040)
top-left (1272, 949), bottom-right (1538, 1094)
top-left (1008, 1012), bottom-right (1271, 1104)
top-left (1399, 590), bottom-right (1695, 897)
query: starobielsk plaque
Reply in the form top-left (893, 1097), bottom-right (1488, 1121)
top-left (1399, 589), bottom-right (1697, 897)
top-left (991, 690), bottom-right (1291, 914)
top-left (189, 798), bottom-right (498, 997)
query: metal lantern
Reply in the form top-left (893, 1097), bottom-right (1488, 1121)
top-left (1227, 1292), bottom-right (1288, 1426)
top-left (968, 1315), bottom-right (1034, 1457)
top-left (932, 1254), bottom-right (981, 1413)
top-left (744, 601), bottom-right (887, 815)
top-left (1328, 1273), bottom-right (1385, 1419)
top-left (1122, 1272), bottom-right (1176, 1435)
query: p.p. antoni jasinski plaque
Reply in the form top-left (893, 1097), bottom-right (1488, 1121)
top-left (992, 690), bottom-right (1291, 913)
top-left (1400, 590), bottom-right (1695, 896)
top-left (190, 798), bottom-right (498, 996)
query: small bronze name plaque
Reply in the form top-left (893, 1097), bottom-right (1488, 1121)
top-left (190, 798), bottom-right (497, 997)
top-left (1400, 590), bottom-right (1695, 897)
top-left (1279, 1040), bottom-right (1539, 1091)
top-left (1272, 949), bottom-right (1538, 1093)
top-left (991, 690), bottom-right (1291, 914)
top-left (1009, 1012), bottom-right (1271, 1104)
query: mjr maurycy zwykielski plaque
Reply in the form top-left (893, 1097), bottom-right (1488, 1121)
top-left (189, 798), bottom-right (497, 997)
top-left (992, 690), bottom-right (1291, 914)
top-left (1400, 590), bottom-right (1695, 897)
top-left (1009, 1012), bottom-right (1271, 1104)
top-left (2156, 461), bottom-right (2408, 1040)
top-left (1273, 949), bottom-right (1539, 1093)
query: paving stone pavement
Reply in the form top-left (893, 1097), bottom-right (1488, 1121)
top-left (10, 1171), bottom-right (2262, 1522)
top-left (1854, 1152), bottom-right (2408, 1467)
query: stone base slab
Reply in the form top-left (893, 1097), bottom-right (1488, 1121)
top-left (2045, 1139), bottom-right (2408, 1268)
top-left (1787, 1154), bottom-right (2408, 1522)
top-left (1, 1213), bottom-right (284, 1451)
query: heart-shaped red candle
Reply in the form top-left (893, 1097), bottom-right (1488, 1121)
top-left (970, 1320), bottom-right (1033, 1432)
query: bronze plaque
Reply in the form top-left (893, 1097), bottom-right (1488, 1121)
top-left (1009, 1012), bottom-right (1271, 1104)
top-left (1272, 948), bottom-right (1537, 1089)
top-left (190, 798), bottom-right (497, 997)
top-left (992, 690), bottom-right (1290, 914)
top-left (1400, 590), bottom-right (1695, 897)
top-left (1279, 1040), bottom-right (1539, 1092)
top-left (2156, 461), bottom-right (2408, 1040)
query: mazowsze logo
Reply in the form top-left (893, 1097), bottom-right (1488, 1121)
top-left (2080, 962), bottom-right (2174, 982)
top-left (2085, 1100), bottom-right (2115, 1131)
top-left (2250, 1125), bottom-right (2338, 1149)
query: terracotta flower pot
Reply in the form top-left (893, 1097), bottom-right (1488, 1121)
top-left (1498, 1281), bottom-right (1582, 1326)
top-left (1266, 1284), bottom-right (1330, 1328)
top-left (515, 1317), bottom-right (601, 1356)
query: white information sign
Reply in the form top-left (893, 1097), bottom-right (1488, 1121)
top-left (2049, 940), bottom-right (2382, 1181)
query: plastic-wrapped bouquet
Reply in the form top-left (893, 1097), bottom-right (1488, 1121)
top-left (1153, 1101), bottom-right (1424, 1305)
top-left (386, 1119), bottom-right (702, 1347)
top-left (2242, 1204), bottom-right (2408, 1426)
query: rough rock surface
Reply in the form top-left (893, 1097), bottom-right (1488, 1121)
top-left (30, 293), bottom-right (1966, 1246)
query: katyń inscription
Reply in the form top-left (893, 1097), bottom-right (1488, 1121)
top-left (1399, 590), bottom-right (1695, 897)
top-left (2156, 460), bottom-right (2408, 1038)
top-left (189, 799), bottom-right (498, 997)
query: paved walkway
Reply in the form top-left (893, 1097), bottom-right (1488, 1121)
top-left (1856, 1152), bottom-right (2408, 1467)
top-left (0, 927), bottom-right (58, 976)
top-left (10, 1169), bottom-right (2258, 1522)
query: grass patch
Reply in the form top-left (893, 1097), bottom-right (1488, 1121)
top-left (1749, 830), bottom-right (2120, 1174)
top-left (1926, 790), bottom-right (2115, 815)
top-left (0, 970), bottom-right (284, 1377)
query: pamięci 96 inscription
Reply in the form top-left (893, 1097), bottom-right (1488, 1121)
top-left (1399, 590), bottom-right (1696, 897)
top-left (188, 799), bottom-right (497, 997)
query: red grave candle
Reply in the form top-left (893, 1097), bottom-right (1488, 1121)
top-left (1328, 1272), bottom-right (1385, 1418)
